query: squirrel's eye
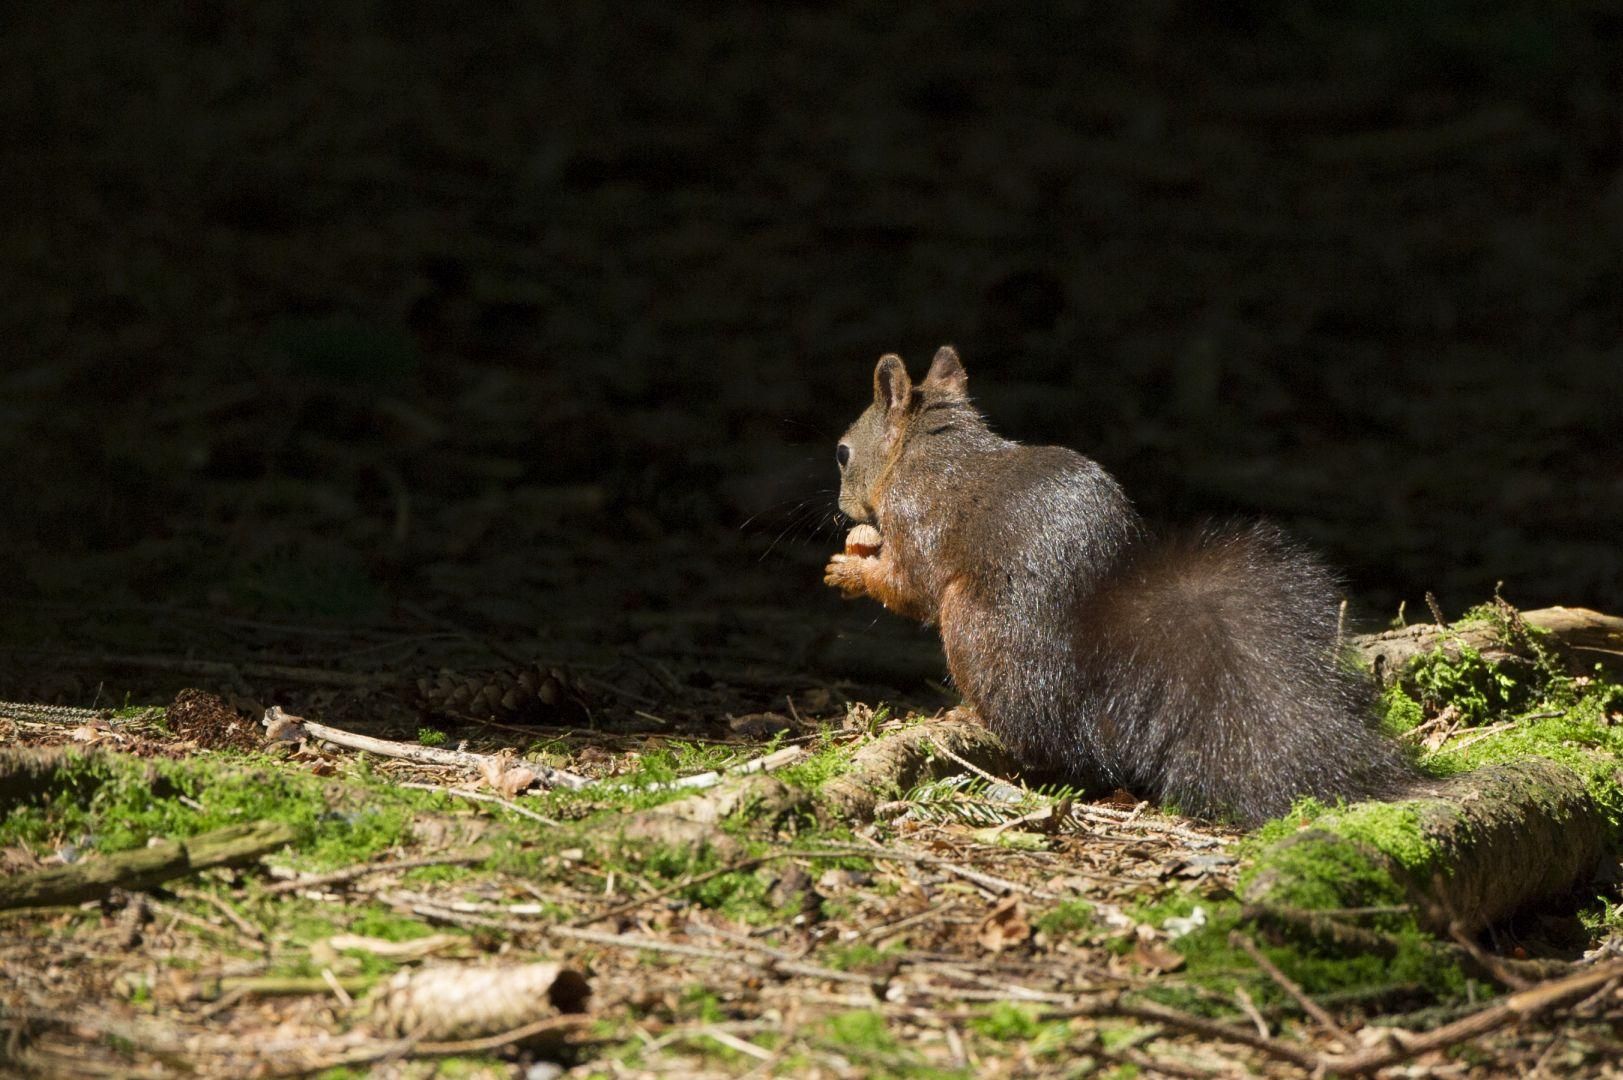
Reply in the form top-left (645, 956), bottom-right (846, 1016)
top-left (836, 443), bottom-right (852, 469)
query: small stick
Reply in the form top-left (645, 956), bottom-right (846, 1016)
top-left (263, 706), bottom-right (591, 790)
top-left (175, 887), bottom-right (266, 943)
top-left (397, 782), bottom-right (561, 826)
top-left (626, 744), bottom-right (806, 793)
top-left (1447, 922), bottom-right (1532, 990)
top-left (262, 852), bottom-right (489, 896)
top-left (1233, 986), bottom-right (1269, 1039)
top-left (1319, 959), bottom-right (1623, 1074)
top-left (1232, 931), bottom-right (1356, 1048)
top-left (575, 852), bottom-right (792, 926)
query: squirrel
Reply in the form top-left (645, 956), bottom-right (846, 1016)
top-left (823, 346), bottom-right (1413, 825)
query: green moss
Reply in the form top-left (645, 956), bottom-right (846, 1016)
top-left (345, 908), bottom-right (438, 942)
top-left (965, 1004), bottom-right (1071, 1057)
top-left (821, 941), bottom-right (905, 972)
top-left (0, 751), bottom-right (423, 870)
top-left (777, 738), bottom-right (855, 790)
top-left (1405, 640), bottom-right (1525, 726)
top-left (1238, 829), bottom-right (1408, 912)
top-left (1035, 899), bottom-right (1095, 938)
top-left (680, 986), bottom-right (727, 1023)
top-left (823, 1010), bottom-right (897, 1053)
top-left (1427, 691), bottom-right (1623, 826)
top-left (416, 727), bottom-right (447, 747)
top-left (1379, 684), bottom-right (1426, 735)
top-left (1322, 801), bottom-right (1440, 875)
top-left (1134, 893), bottom-right (1467, 1016)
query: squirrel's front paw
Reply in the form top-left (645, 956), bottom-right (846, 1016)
top-left (823, 553), bottom-right (873, 599)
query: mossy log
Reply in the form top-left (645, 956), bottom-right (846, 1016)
top-left (0, 821), bottom-right (297, 909)
top-left (1355, 605), bottom-right (1623, 684)
top-left (1242, 757), bottom-right (1611, 933)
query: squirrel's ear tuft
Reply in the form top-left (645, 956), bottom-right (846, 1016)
top-left (873, 353), bottom-right (913, 411)
top-left (923, 345), bottom-right (968, 396)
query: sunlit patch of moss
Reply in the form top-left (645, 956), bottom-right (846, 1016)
top-left (1034, 899), bottom-right (1095, 939)
top-left (1129, 892), bottom-right (1468, 1017)
top-left (1379, 683), bottom-right (1426, 735)
top-left (1405, 641), bottom-right (1525, 726)
top-left (820, 941), bottom-right (905, 972)
top-left (1238, 829), bottom-right (1408, 913)
top-left (777, 738), bottom-right (855, 790)
top-left (680, 986), bottom-right (728, 1023)
top-left (1426, 690), bottom-right (1623, 827)
top-left (972, 1003), bottom-right (1070, 1057)
top-left (0, 750), bottom-right (424, 870)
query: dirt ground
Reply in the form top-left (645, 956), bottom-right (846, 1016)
top-left (2, 3), bottom-right (1621, 1077)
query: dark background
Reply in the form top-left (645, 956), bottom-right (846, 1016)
top-left (3, 2), bottom-right (1620, 712)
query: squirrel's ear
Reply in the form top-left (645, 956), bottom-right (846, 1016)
top-left (923, 345), bottom-right (968, 396)
top-left (873, 353), bottom-right (912, 411)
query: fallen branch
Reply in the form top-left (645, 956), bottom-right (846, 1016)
top-left (1354, 605), bottom-right (1623, 683)
top-left (1318, 958), bottom-right (1623, 1075)
top-left (0, 821), bottom-right (296, 909)
top-left (262, 706), bottom-right (590, 791)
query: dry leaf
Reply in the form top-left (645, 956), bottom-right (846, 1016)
top-left (1128, 937), bottom-right (1185, 973)
top-left (976, 896), bottom-right (1030, 953)
top-left (70, 721), bottom-right (114, 745)
top-left (263, 706), bottom-right (306, 743)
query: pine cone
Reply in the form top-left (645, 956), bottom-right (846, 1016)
top-left (412, 663), bottom-right (584, 723)
top-left (369, 962), bottom-right (589, 1040)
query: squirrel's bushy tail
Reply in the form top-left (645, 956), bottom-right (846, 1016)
top-left (1070, 521), bottom-right (1413, 826)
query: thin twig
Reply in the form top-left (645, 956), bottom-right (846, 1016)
top-left (1318, 959), bottom-right (1623, 1074)
top-left (1232, 931), bottom-right (1356, 1048)
top-left (262, 706), bottom-right (591, 790)
top-left (174, 888), bottom-right (266, 943)
top-left (1448, 921), bottom-right (1533, 990)
top-left (1233, 986), bottom-right (1269, 1039)
top-left (396, 781), bottom-right (561, 825)
top-left (261, 852), bottom-right (490, 896)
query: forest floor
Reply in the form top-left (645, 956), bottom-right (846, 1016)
top-left (3, 2), bottom-right (1622, 1076)
top-left (2, 603), bottom-right (1622, 1078)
